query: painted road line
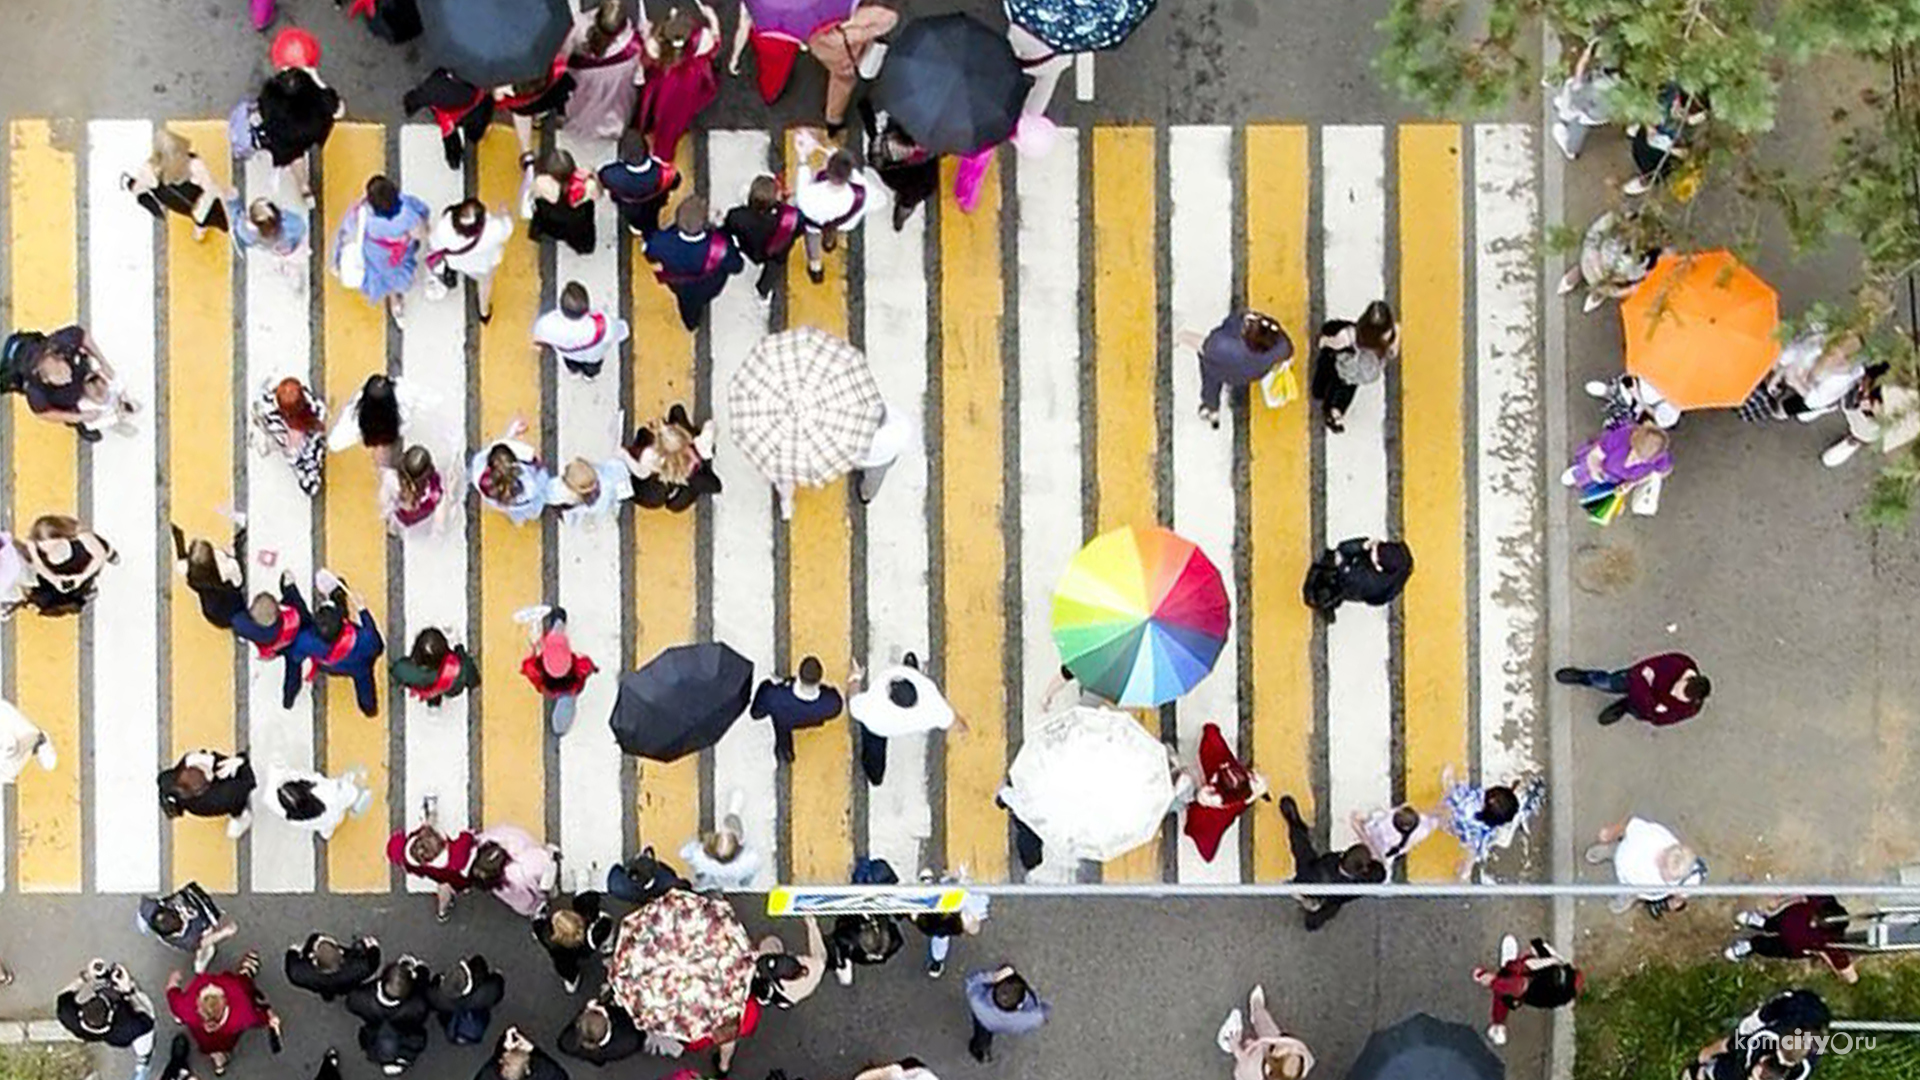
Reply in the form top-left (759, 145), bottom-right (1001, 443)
top-left (860, 167), bottom-right (931, 877)
top-left (474, 132), bottom-right (548, 841)
top-left (631, 140), bottom-right (701, 859)
top-left (1092, 126), bottom-right (1161, 884)
top-left (705, 130), bottom-right (778, 886)
top-left (939, 154), bottom-right (1008, 884)
top-left (1320, 124), bottom-right (1393, 840)
top-left (86, 120), bottom-right (162, 894)
top-left (1243, 126), bottom-right (1313, 881)
top-left (784, 131), bottom-right (852, 884)
top-left (319, 123), bottom-right (393, 890)
top-left (1014, 130), bottom-right (1084, 886)
top-left (10, 119), bottom-right (82, 892)
top-left (554, 129), bottom-right (627, 881)
top-left (1168, 125), bottom-right (1241, 885)
top-left (396, 125), bottom-right (471, 889)
top-left (165, 120), bottom-right (238, 894)
top-left (1473, 124), bottom-right (1544, 790)
top-left (1398, 125), bottom-right (1469, 884)
top-left (243, 136), bottom-right (320, 893)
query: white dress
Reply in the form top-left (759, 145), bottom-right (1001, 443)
top-left (0, 700), bottom-right (52, 785)
top-left (430, 208), bottom-right (514, 280)
top-left (265, 764), bottom-right (367, 840)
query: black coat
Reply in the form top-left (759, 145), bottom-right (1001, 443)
top-left (56, 991), bottom-right (153, 1048)
top-left (286, 936), bottom-right (382, 1002)
top-left (347, 961), bottom-right (431, 1028)
top-left (426, 957), bottom-right (506, 1017)
top-left (1331, 538), bottom-right (1414, 606)
top-left (156, 755), bottom-right (255, 819)
top-left (532, 893), bottom-right (616, 970)
top-left (556, 1004), bottom-right (643, 1065)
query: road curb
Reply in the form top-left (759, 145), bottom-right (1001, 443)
top-left (0, 1020), bottom-right (79, 1044)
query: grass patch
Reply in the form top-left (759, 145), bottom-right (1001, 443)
top-left (0, 1043), bottom-right (92, 1080)
top-left (1576, 959), bottom-right (1920, 1080)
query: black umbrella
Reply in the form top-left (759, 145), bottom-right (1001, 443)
top-left (416, 0), bottom-right (574, 88)
top-left (609, 643), bottom-right (754, 762)
top-left (1346, 1014), bottom-right (1503, 1080)
top-left (872, 13), bottom-right (1030, 156)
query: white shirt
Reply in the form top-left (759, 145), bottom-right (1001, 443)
top-left (849, 665), bottom-right (954, 737)
top-left (795, 171), bottom-right (876, 234)
top-left (678, 839), bottom-right (764, 891)
top-left (327, 377), bottom-right (436, 453)
top-left (1612, 816), bottom-right (1684, 897)
top-left (547, 459), bottom-right (629, 524)
top-left (430, 209), bottom-right (513, 278)
top-left (532, 309), bottom-right (630, 366)
top-left (266, 764), bottom-right (365, 841)
top-left (855, 404), bottom-right (911, 469)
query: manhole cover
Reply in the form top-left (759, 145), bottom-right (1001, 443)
top-left (1572, 543), bottom-right (1638, 595)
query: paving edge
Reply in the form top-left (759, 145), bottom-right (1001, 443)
top-left (0, 1020), bottom-right (80, 1044)
top-left (1537, 22), bottom-right (1579, 1080)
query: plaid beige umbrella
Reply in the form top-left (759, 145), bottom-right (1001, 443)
top-left (727, 327), bottom-right (884, 491)
top-left (609, 890), bottom-right (755, 1043)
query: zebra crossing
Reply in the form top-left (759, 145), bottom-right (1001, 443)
top-left (0, 117), bottom-right (1544, 895)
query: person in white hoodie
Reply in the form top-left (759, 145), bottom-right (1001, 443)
top-left (0, 698), bottom-right (57, 785)
top-left (265, 764), bottom-right (372, 841)
top-left (678, 792), bottom-right (762, 891)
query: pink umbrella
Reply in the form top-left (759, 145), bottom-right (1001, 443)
top-left (745, 0), bottom-right (857, 39)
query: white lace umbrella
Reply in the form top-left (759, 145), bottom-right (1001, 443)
top-left (1000, 705), bottom-right (1174, 862)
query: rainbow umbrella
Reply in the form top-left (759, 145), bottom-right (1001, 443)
top-left (1050, 526), bottom-right (1230, 707)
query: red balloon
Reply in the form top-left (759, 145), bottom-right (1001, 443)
top-left (270, 27), bottom-right (321, 70)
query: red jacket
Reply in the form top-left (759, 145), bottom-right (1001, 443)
top-left (167, 972), bottom-right (270, 1054)
top-left (386, 827), bottom-right (477, 889)
top-left (1624, 652), bottom-right (1704, 725)
top-left (520, 652), bottom-right (597, 698)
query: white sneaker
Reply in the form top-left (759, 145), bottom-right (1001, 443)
top-left (1560, 467), bottom-right (1578, 487)
top-left (227, 808), bottom-right (254, 840)
top-left (1822, 439), bottom-right (1861, 467)
top-left (1582, 291), bottom-right (1607, 313)
top-left (33, 737), bottom-right (56, 771)
top-left (1557, 269), bottom-right (1581, 296)
top-left (1487, 1024), bottom-right (1507, 1046)
top-left (834, 961), bottom-right (853, 987)
top-left (1498, 934), bottom-right (1520, 965)
top-left (1734, 909), bottom-right (1768, 929)
top-left (1725, 940), bottom-right (1753, 961)
top-left (1584, 380), bottom-right (1610, 399)
top-left (1215, 1008), bottom-right (1245, 1055)
top-left (314, 568), bottom-right (344, 595)
top-left (1622, 174), bottom-right (1654, 196)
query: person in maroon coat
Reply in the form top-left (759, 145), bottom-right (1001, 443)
top-left (1555, 652), bottom-right (1711, 726)
top-left (387, 799), bottom-right (478, 922)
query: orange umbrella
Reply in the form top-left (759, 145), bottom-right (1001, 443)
top-left (1620, 251), bottom-right (1779, 410)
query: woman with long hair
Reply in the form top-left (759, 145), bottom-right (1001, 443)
top-left (171, 523), bottom-right (248, 630)
top-left (469, 424), bottom-right (552, 525)
top-left (380, 445), bottom-right (448, 535)
top-left (522, 149), bottom-right (600, 256)
top-left (253, 64), bottom-right (345, 205)
top-left (21, 515), bottom-right (117, 618)
top-left (390, 627), bottom-right (481, 708)
top-left (560, 0), bottom-right (646, 140)
top-left (264, 763), bottom-right (371, 841)
top-left (251, 376), bottom-right (328, 496)
top-left (620, 404), bottom-right (720, 513)
top-left (1180, 722), bottom-right (1269, 863)
top-left (333, 174), bottom-right (432, 326)
top-left (636, 3), bottom-right (722, 162)
top-left (328, 373), bottom-right (422, 469)
top-left (1311, 300), bottom-right (1398, 434)
top-left (123, 129), bottom-right (234, 240)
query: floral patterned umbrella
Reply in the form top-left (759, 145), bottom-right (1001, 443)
top-left (609, 890), bottom-right (756, 1043)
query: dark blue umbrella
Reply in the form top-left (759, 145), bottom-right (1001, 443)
top-left (1346, 1014), bottom-right (1503, 1080)
top-left (417, 0), bottom-right (573, 88)
top-left (609, 643), bottom-right (754, 762)
top-left (1006, 0), bottom-right (1158, 52)
top-left (873, 13), bottom-right (1029, 156)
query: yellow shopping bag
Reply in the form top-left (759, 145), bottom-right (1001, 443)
top-left (1260, 362), bottom-right (1299, 409)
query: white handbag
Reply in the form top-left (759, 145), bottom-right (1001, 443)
top-left (335, 203), bottom-right (368, 290)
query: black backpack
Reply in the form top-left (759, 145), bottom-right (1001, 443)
top-left (0, 331), bottom-right (45, 395)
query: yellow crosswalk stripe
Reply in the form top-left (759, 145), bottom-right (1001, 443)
top-left (1397, 125), bottom-right (1469, 883)
top-left (1244, 125), bottom-right (1313, 882)
top-left (1092, 126), bottom-right (1164, 883)
top-left (166, 120), bottom-right (239, 893)
top-left (939, 156), bottom-right (1008, 882)
top-left (9, 119), bottom-right (82, 893)
top-left (784, 130), bottom-right (853, 883)
top-left (474, 133), bottom-right (547, 843)
top-left (320, 124), bottom-right (394, 890)
top-left (631, 141), bottom-right (701, 855)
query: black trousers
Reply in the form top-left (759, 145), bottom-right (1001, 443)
top-left (1310, 349), bottom-right (1358, 415)
top-left (1012, 815), bottom-right (1044, 871)
top-left (859, 725), bottom-right (888, 786)
top-left (674, 290), bottom-right (711, 333)
top-left (969, 1019), bottom-right (994, 1061)
top-left (1286, 811), bottom-right (1354, 931)
top-left (615, 197), bottom-right (668, 238)
top-left (754, 256), bottom-right (786, 298)
top-left (772, 720), bottom-right (797, 763)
